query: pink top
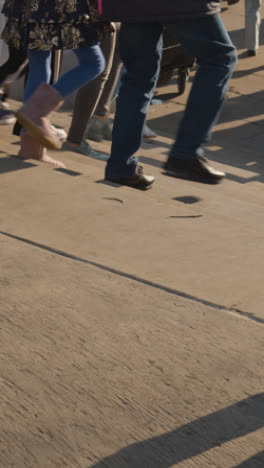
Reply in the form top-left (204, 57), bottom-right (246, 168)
top-left (98, 0), bottom-right (103, 15)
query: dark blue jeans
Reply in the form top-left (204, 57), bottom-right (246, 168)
top-left (106, 14), bottom-right (237, 178)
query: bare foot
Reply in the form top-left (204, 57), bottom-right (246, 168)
top-left (17, 147), bottom-right (66, 169)
top-left (39, 152), bottom-right (66, 169)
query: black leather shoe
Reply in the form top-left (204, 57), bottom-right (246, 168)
top-left (105, 166), bottom-right (154, 190)
top-left (247, 49), bottom-right (257, 57)
top-left (164, 156), bottom-right (225, 184)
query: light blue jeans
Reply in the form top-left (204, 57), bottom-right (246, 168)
top-left (106, 14), bottom-right (237, 178)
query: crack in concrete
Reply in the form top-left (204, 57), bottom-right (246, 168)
top-left (1, 230), bottom-right (263, 326)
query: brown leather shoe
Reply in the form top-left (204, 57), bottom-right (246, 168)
top-left (164, 156), bottom-right (225, 184)
top-left (106, 166), bottom-right (154, 190)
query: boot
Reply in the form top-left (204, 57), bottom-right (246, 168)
top-left (15, 82), bottom-right (63, 150)
top-left (17, 131), bottom-right (66, 168)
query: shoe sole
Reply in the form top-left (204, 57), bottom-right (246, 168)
top-left (143, 133), bottom-right (157, 139)
top-left (106, 178), bottom-right (154, 190)
top-left (164, 166), bottom-right (224, 185)
top-left (15, 111), bottom-right (61, 150)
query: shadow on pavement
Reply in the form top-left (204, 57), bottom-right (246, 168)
top-left (139, 155), bottom-right (164, 168)
top-left (0, 156), bottom-right (36, 174)
top-left (146, 86), bottom-right (264, 183)
top-left (234, 451), bottom-right (264, 467)
top-left (156, 91), bottom-right (181, 101)
top-left (88, 393), bottom-right (264, 468)
top-left (228, 22), bottom-right (264, 50)
top-left (55, 167), bottom-right (82, 176)
top-left (232, 65), bottom-right (264, 79)
top-left (173, 195), bottom-right (201, 204)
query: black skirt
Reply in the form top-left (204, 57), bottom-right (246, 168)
top-left (2, 0), bottom-right (113, 51)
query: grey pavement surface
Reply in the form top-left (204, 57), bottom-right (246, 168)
top-left (0, 3), bottom-right (263, 467)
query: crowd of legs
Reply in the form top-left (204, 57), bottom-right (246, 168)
top-left (0, 0), bottom-right (260, 189)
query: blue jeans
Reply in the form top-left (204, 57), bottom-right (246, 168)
top-left (24, 45), bottom-right (105, 101)
top-left (106, 15), bottom-right (237, 178)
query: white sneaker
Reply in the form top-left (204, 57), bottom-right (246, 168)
top-left (51, 125), bottom-right (67, 142)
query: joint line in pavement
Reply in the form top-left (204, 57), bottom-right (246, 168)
top-left (1, 230), bottom-right (263, 326)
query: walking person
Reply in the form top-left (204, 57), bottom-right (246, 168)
top-left (245, 0), bottom-right (262, 55)
top-left (64, 23), bottom-right (122, 157)
top-left (0, 0), bottom-right (19, 125)
top-left (0, 0), bottom-right (8, 68)
top-left (101, 1), bottom-right (237, 189)
top-left (0, 45), bottom-right (28, 125)
top-left (1, 0), bottom-right (113, 167)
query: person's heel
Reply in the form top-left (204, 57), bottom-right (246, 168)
top-left (17, 130), bottom-right (65, 168)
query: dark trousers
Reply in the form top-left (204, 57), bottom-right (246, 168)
top-left (106, 15), bottom-right (237, 178)
top-left (67, 24), bottom-right (122, 144)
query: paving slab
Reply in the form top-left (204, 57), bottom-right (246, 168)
top-left (0, 234), bottom-right (263, 467)
top-left (1, 107), bottom-right (264, 318)
top-left (0, 3), bottom-right (264, 467)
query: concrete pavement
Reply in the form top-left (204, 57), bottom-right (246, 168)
top-left (0, 3), bottom-right (263, 467)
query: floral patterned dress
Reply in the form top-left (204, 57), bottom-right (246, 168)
top-left (2, 0), bottom-right (113, 51)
